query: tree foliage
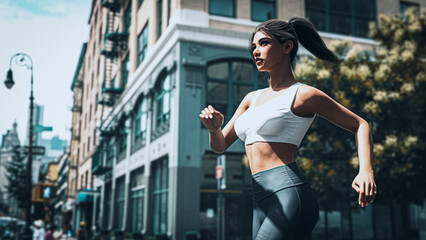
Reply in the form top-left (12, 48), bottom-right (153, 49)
top-left (5, 153), bottom-right (28, 210)
top-left (295, 7), bottom-right (426, 209)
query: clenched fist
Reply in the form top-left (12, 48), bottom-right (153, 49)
top-left (199, 105), bottom-right (224, 132)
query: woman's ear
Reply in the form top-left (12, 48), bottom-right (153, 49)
top-left (282, 40), bottom-right (293, 54)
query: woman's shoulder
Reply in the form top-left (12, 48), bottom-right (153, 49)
top-left (297, 83), bottom-right (324, 99)
top-left (242, 89), bottom-right (262, 107)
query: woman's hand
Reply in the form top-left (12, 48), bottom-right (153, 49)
top-left (199, 105), bottom-right (224, 132)
top-left (352, 171), bottom-right (377, 207)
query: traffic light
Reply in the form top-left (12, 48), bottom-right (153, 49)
top-left (33, 183), bottom-right (56, 202)
top-left (40, 184), bottom-right (56, 200)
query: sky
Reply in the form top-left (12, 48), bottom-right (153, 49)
top-left (0, 0), bottom-right (91, 145)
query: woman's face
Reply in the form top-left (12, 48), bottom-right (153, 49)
top-left (251, 31), bottom-right (286, 72)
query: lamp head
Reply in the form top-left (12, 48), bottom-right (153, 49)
top-left (4, 69), bottom-right (14, 89)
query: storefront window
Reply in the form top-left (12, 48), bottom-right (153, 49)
top-left (130, 167), bottom-right (145, 232)
top-left (151, 157), bottom-right (169, 235)
top-left (114, 177), bottom-right (125, 229)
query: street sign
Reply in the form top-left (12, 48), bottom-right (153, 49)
top-left (15, 146), bottom-right (45, 155)
top-left (35, 125), bottom-right (53, 133)
top-left (216, 155), bottom-right (226, 190)
top-left (215, 165), bottom-right (223, 179)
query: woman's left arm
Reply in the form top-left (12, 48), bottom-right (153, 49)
top-left (296, 85), bottom-right (377, 208)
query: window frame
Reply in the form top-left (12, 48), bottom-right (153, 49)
top-left (305, 0), bottom-right (377, 38)
top-left (251, 0), bottom-right (277, 22)
top-left (205, 59), bottom-right (268, 124)
top-left (151, 158), bottom-right (169, 235)
top-left (138, 23), bottom-right (149, 66)
top-left (121, 54), bottom-right (130, 88)
top-left (129, 167), bottom-right (145, 232)
top-left (123, 3), bottom-right (132, 33)
top-left (400, 1), bottom-right (420, 19)
top-left (209, 0), bottom-right (236, 18)
top-left (114, 177), bottom-right (125, 229)
top-left (132, 95), bottom-right (149, 152)
top-left (103, 182), bottom-right (112, 228)
top-left (157, 0), bottom-right (163, 39)
top-left (151, 70), bottom-right (171, 140)
top-left (116, 118), bottom-right (128, 163)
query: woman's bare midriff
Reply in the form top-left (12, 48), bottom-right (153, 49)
top-left (246, 142), bottom-right (298, 175)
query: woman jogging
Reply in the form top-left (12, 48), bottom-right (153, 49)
top-left (199, 17), bottom-right (377, 240)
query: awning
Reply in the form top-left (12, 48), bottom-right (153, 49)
top-left (77, 190), bottom-right (98, 203)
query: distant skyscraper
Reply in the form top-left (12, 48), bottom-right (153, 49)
top-left (1, 121), bottom-right (20, 149)
top-left (25, 103), bottom-right (44, 146)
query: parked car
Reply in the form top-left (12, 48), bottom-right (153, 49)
top-left (0, 216), bottom-right (24, 240)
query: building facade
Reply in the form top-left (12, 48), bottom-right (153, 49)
top-left (66, 43), bottom-right (87, 235)
top-left (69, 0), bottom-right (426, 240)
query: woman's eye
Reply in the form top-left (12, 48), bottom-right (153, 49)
top-left (260, 41), bottom-right (268, 46)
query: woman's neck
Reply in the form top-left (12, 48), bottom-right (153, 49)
top-left (268, 61), bottom-right (296, 91)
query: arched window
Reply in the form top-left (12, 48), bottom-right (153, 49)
top-left (132, 96), bottom-right (148, 151)
top-left (152, 70), bottom-right (171, 140)
top-left (206, 59), bottom-right (268, 123)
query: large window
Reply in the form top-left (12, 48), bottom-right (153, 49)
top-left (130, 167), bottom-right (145, 232)
top-left (138, 23), bottom-right (149, 66)
top-left (167, 0), bottom-right (171, 24)
top-left (123, 4), bottom-right (132, 33)
top-left (206, 60), bottom-right (268, 123)
top-left (117, 119), bottom-right (127, 162)
top-left (121, 55), bottom-right (130, 88)
top-left (305, 0), bottom-right (376, 38)
top-left (200, 153), bottom-right (253, 240)
top-left (132, 96), bottom-right (148, 151)
top-left (400, 1), bottom-right (419, 19)
top-left (157, 0), bottom-right (163, 38)
top-left (106, 137), bottom-right (115, 168)
top-left (251, 0), bottom-right (276, 22)
top-left (151, 158), bottom-right (169, 235)
top-left (152, 70), bottom-right (171, 140)
top-left (114, 177), bottom-right (125, 229)
top-left (209, 0), bottom-right (235, 18)
top-left (103, 182), bottom-right (112, 228)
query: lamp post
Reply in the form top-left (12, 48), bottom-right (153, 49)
top-left (4, 53), bottom-right (34, 240)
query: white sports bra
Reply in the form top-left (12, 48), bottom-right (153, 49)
top-left (234, 82), bottom-right (315, 146)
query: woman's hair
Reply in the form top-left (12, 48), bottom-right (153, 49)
top-left (249, 17), bottom-right (340, 64)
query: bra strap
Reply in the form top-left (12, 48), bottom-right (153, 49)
top-left (250, 89), bottom-right (263, 107)
top-left (288, 83), bottom-right (304, 103)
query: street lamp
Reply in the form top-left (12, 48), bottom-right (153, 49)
top-left (4, 53), bottom-right (34, 240)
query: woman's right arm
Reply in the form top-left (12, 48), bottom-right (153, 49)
top-left (200, 91), bottom-right (255, 154)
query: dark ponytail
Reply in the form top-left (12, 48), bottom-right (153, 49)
top-left (249, 17), bottom-right (340, 64)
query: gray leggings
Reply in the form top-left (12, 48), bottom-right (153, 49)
top-left (252, 163), bottom-right (319, 240)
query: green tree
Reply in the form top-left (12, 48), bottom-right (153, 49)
top-left (294, 7), bottom-right (426, 238)
top-left (5, 153), bottom-right (28, 210)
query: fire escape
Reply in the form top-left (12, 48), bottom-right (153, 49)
top-left (98, 0), bottom-right (129, 106)
top-left (93, 0), bottom-right (129, 178)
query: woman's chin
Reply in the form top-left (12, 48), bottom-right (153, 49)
top-left (257, 67), bottom-right (268, 72)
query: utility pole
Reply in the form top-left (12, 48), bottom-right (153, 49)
top-left (216, 155), bottom-right (226, 240)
